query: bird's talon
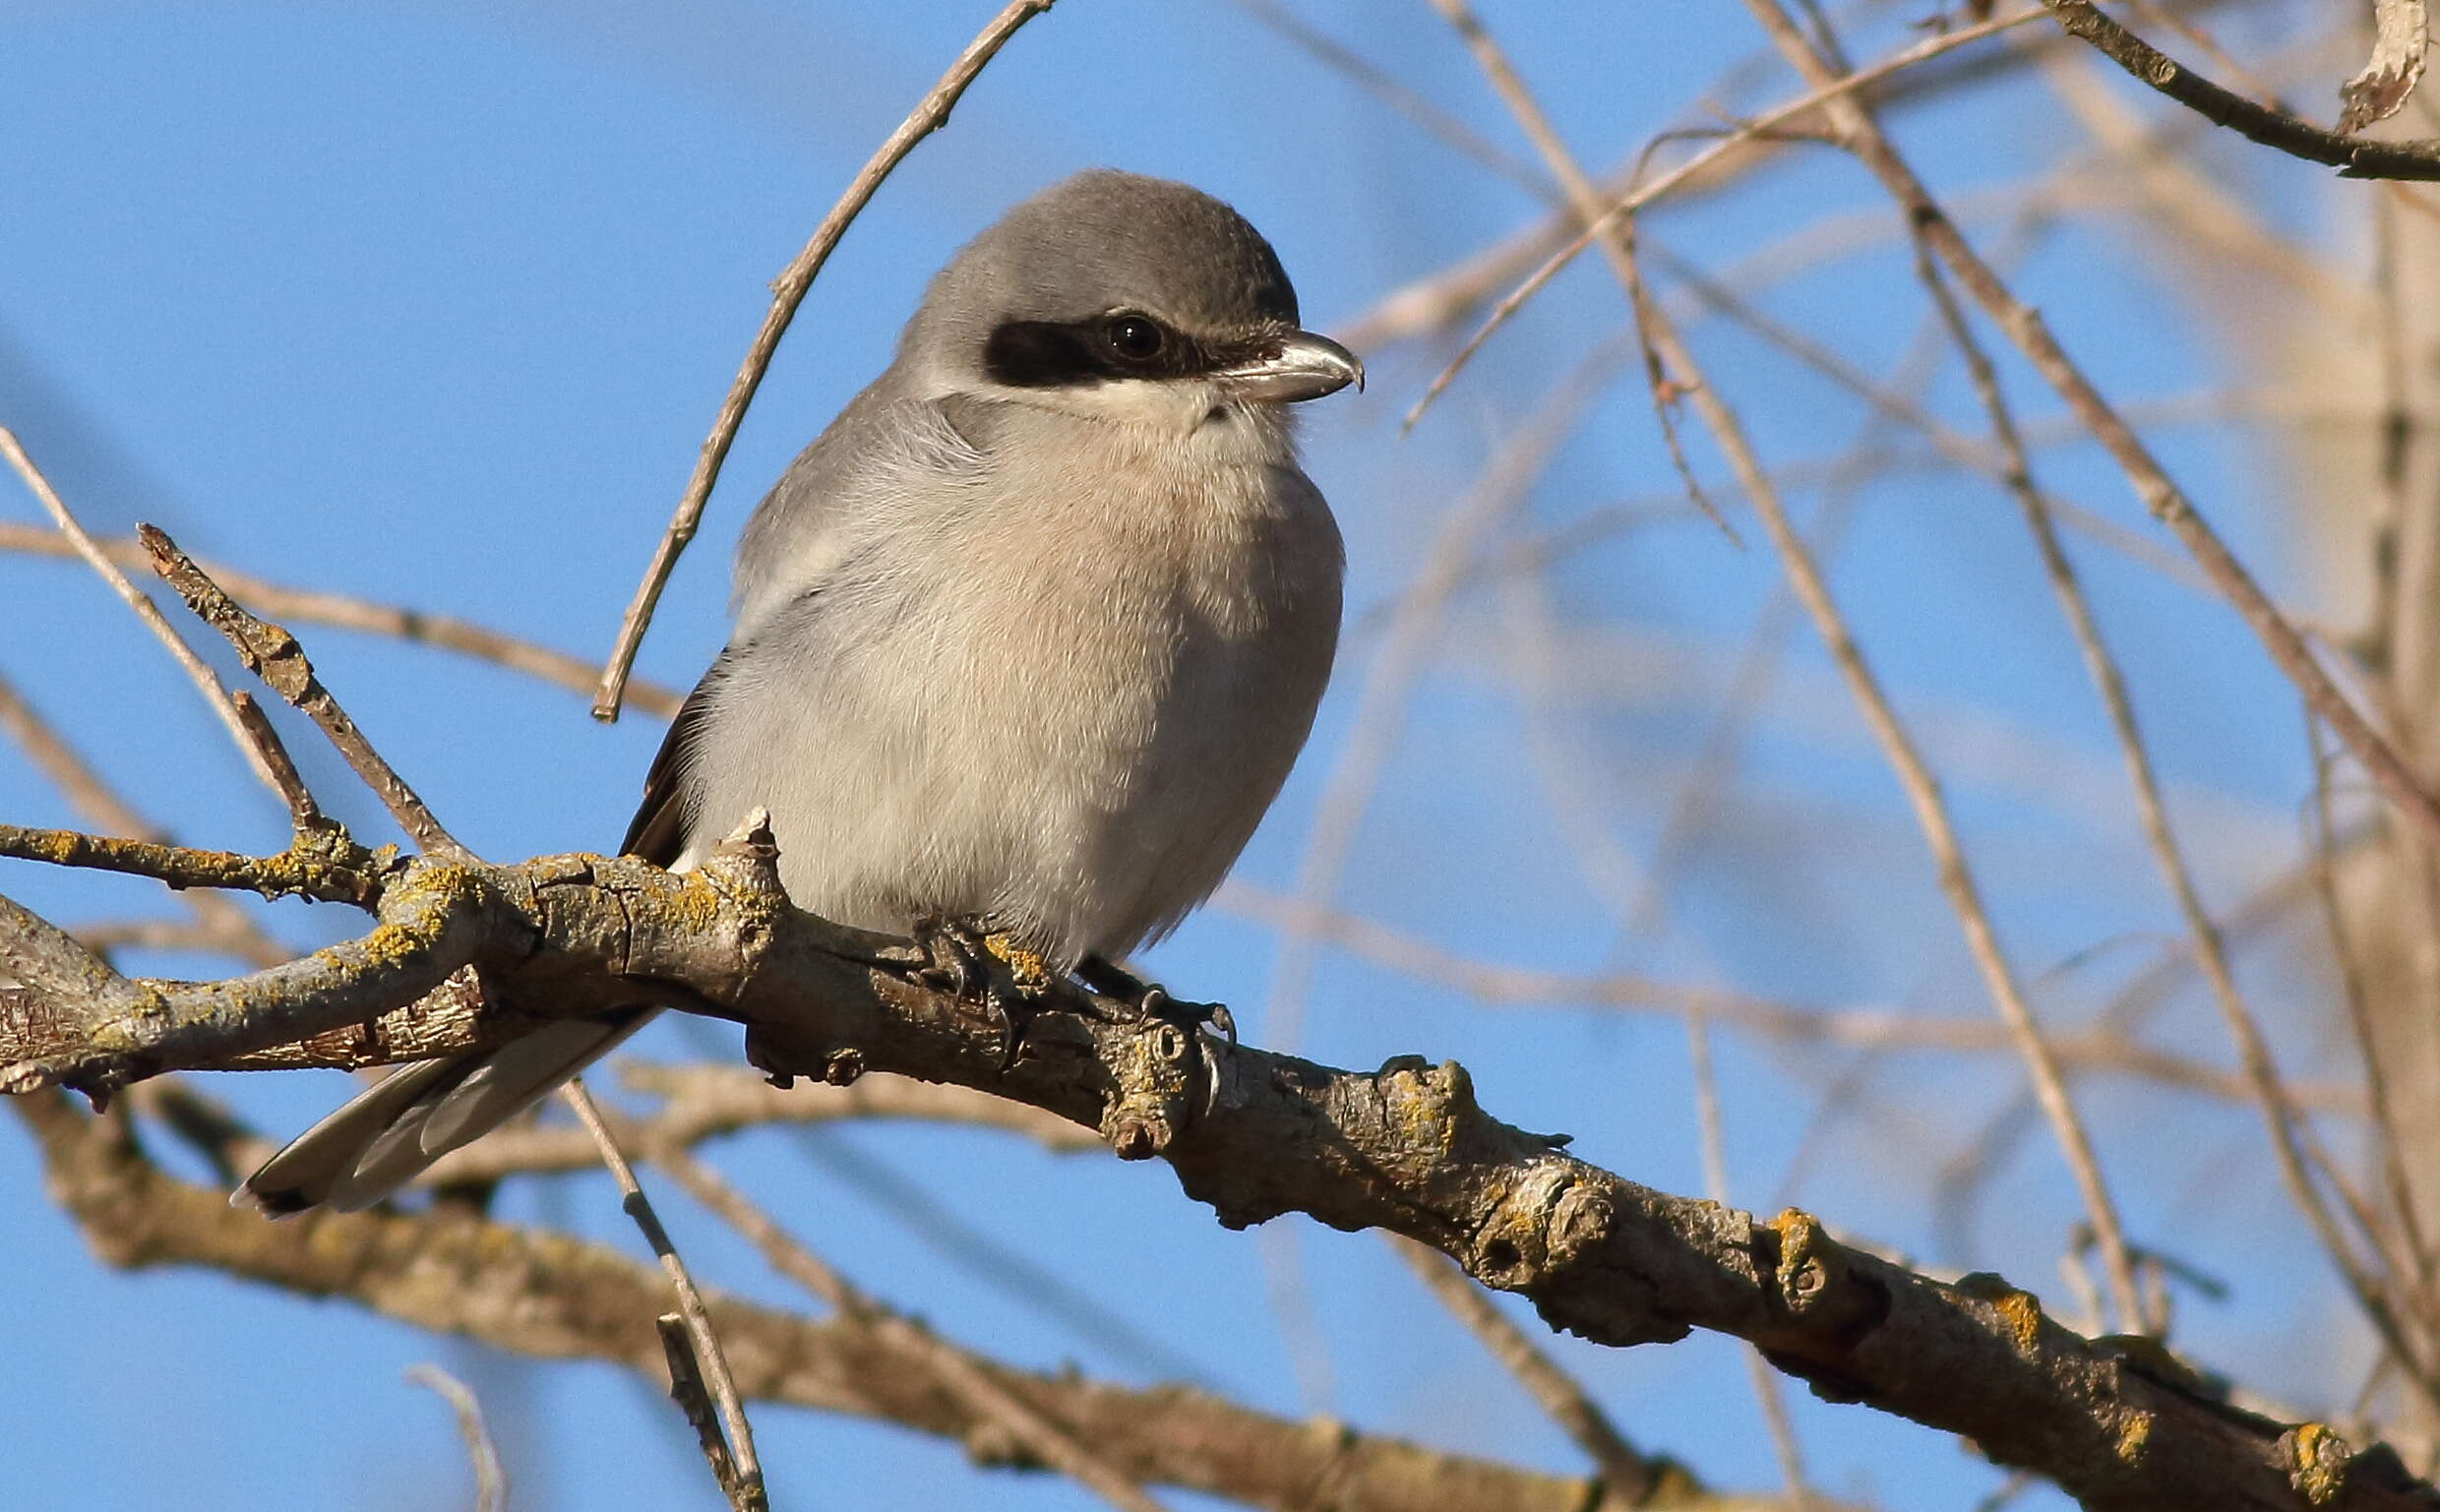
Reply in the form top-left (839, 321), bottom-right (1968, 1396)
top-left (982, 986), bottom-right (1041, 1071)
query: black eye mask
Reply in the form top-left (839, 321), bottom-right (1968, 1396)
top-left (982, 312), bottom-right (1272, 390)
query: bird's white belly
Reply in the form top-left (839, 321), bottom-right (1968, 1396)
top-left (686, 466), bottom-right (1338, 963)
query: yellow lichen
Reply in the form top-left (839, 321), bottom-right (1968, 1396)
top-left (981, 934), bottom-right (1053, 992)
top-left (1992, 1289), bottom-right (2044, 1353)
top-left (1951, 1271), bottom-right (2046, 1353)
top-left (1768, 1208), bottom-right (1820, 1300)
top-left (2285, 1421), bottom-right (2348, 1505)
top-left (2113, 1409), bottom-right (2152, 1468)
top-left (664, 871), bottom-right (729, 932)
top-left (1378, 1060), bottom-right (1462, 1157)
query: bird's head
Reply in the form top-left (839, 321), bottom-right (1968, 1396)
top-left (906, 169), bottom-right (1363, 436)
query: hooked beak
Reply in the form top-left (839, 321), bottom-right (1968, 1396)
top-left (1212, 330), bottom-right (1366, 403)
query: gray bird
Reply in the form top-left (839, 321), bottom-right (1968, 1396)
top-left (241, 169), bottom-right (1360, 1213)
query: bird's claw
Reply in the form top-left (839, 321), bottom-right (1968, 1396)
top-left (1075, 955), bottom-right (1235, 1044)
top-left (914, 918), bottom-right (1046, 1071)
top-left (1136, 985), bottom-right (1235, 1044)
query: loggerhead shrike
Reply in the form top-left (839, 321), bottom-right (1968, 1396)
top-left (242, 169), bottom-right (1360, 1213)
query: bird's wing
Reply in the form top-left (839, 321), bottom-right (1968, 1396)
top-left (620, 650), bottom-right (731, 867)
top-left (729, 380), bottom-right (992, 641)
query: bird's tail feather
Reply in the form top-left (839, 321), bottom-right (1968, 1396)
top-left (237, 1007), bottom-right (660, 1214)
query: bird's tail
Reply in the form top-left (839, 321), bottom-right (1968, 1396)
top-left (236, 1007), bottom-right (660, 1214)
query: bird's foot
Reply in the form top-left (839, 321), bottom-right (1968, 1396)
top-left (914, 917), bottom-right (1047, 1070)
top-left (1074, 954), bottom-right (1236, 1044)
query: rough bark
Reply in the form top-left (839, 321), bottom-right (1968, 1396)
top-left (4, 819), bottom-right (2432, 1510)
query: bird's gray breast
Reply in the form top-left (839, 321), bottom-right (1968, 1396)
top-left (683, 397), bottom-right (1342, 964)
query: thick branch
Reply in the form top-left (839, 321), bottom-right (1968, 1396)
top-left (19, 1091), bottom-right (1732, 1512)
top-left (2, 832), bottom-right (2431, 1509)
top-left (2044, 1), bottom-right (2440, 179)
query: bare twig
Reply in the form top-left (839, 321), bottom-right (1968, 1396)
top-left (650, 1142), bottom-right (1171, 1512)
top-left (0, 429), bottom-right (290, 806)
top-left (226, 692), bottom-right (325, 833)
top-left (1220, 884), bottom-right (2363, 1112)
top-left (0, 521), bottom-right (683, 719)
top-left (2037, 0), bottom-right (2440, 172)
top-left (592, 0), bottom-right (1058, 721)
top-left (424, 1061), bottom-right (1101, 1183)
top-left (1428, 0), bottom-right (2146, 1333)
top-left (1874, 22), bottom-right (2440, 850)
top-left (1686, 1017), bottom-right (1811, 1507)
top-left (0, 822), bottom-right (380, 907)
top-left (2311, 716), bottom-right (2438, 1323)
top-left (404, 1363), bottom-right (508, 1512)
top-left (140, 524), bottom-right (470, 861)
top-left (1911, 235), bottom-right (2439, 1391)
top-left (1391, 1236), bottom-right (1666, 1505)
top-left (0, 669), bottom-right (287, 969)
top-left (1225, 0), bottom-right (1548, 194)
top-left (26, 1088), bottom-right (1790, 1512)
top-left (1404, 5), bottom-right (2050, 431)
top-left (1265, 345), bottom-right (1625, 1054)
top-left (561, 1080), bottom-right (767, 1512)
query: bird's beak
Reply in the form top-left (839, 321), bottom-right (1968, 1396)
top-left (1213, 330), bottom-right (1366, 403)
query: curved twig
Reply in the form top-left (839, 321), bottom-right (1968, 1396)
top-left (592, 0), bottom-right (1058, 721)
top-left (2044, 0), bottom-right (2440, 179)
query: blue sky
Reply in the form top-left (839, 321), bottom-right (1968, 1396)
top-left (0, 4), bottom-right (2374, 1510)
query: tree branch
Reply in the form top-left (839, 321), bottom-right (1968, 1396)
top-left (2043, 0), bottom-right (2440, 178)
top-left (140, 524), bottom-right (470, 861)
top-left (16, 1088), bottom-right (1785, 1512)
top-left (1, 821), bottom-right (2428, 1508)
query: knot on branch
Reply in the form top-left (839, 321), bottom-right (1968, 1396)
top-left (1464, 1162), bottom-right (1613, 1293)
top-left (1099, 1016), bottom-right (1198, 1160)
top-left (695, 809), bottom-right (788, 992)
top-left (1748, 1208), bottom-right (1892, 1401)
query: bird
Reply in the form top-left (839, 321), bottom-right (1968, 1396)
top-left (240, 169), bottom-right (1361, 1213)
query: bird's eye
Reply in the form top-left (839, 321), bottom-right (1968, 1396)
top-left (1102, 315), bottom-right (1166, 363)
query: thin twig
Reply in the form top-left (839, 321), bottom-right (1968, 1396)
top-left (648, 1141), bottom-right (1171, 1512)
top-left (1225, 0), bottom-right (1549, 195)
top-left (561, 1080), bottom-right (767, 1512)
top-left (1428, 0), bottom-right (2146, 1333)
top-left (2311, 716), bottom-right (2438, 1327)
top-left (1390, 1236), bottom-right (1664, 1506)
top-left (139, 525), bottom-right (470, 861)
top-left (226, 693), bottom-right (325, 833)
top-left (0, 429), bottom-right (290, 806)
top-left (1403, 4), bottom-right (2050, 432)
top-left (1628, 213), bottom-right (2033, 932)
top-left (2364, 189), bottom-right (2412, 680)
top-left (656, 1313), bottom-right (752, 1506)
top-left (0, 521), bottom-right (683, 720)
top-left (1685, 1017), bottom-right (1810, 1507)
top-left (404, 1363), bottom-right (509, 1512)
top-left (0, 822), bottom-right (381, 906)
top-left (592, 0), bottom-right (1057, 721)
top-left (1264, 344), bottom-right (1627, 1055)
top-left (1745, 0), bottom-right (2440, 860)
top-left (1912, 233), bottom-right (2434, 1381)
top-left (1220, 884), bottom-right (2365, 1112)
top-left (0, 669), bottom-right (288, 969)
